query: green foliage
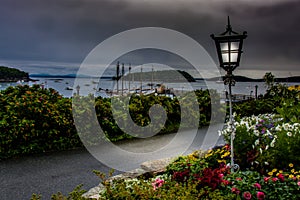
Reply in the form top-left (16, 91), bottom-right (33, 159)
top-left (0, 85), bottom-right (81, 159)
top-left (263, 72), bottom-right (275, 89)
top-left (0, 66), bottom-right (29, 81)
top-left (1, 85), bottom-right (218, 158)
top-left (220, 114), bottom-right (300, 172)
top-left (78, 90), bottom-right (217, 142)
top-left (233, 72), bottom-right (300, 118)
top-left (31, 185), bottom-right (87, 200)
top-left (221, 170), bottom-right (300, 200)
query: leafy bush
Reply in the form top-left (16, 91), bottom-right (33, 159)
top-left (1, 85), bottom-right (218, 158)
top-left (76, 90), bottom-right (218, 142)
top-left (0, 85), bottom-right (80, 159)
top-left (233, 73), bottom-right (299, 118)
top-left (31, 185), bottom-right (87, 200)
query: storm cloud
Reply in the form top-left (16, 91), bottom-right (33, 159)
top-left (0, 0), bottom-right (300, 77)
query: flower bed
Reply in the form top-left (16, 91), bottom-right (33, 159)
top-left (219, 113), bottom-right (300, 173)
top-left (87, 113), bottom-right (300, 200)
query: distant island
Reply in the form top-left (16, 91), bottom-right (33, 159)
top-left (118, 70), bottom-right (196, 82)
top-left (0, 66), bottom-right (31, 82)
top-left (207, 75), bottom-right (300, 82)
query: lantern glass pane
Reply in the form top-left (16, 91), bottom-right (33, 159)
top-left (221, 52), bottom-right (238, 63)
top-left (220, 41), bottom-right (239, 63)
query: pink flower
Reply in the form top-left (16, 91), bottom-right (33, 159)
top-left (257, 191), bottom-right (265, 200)
top-left (231, 187), bottom-right (240, 194)
top-left (236, 177), bottom-right (242, 181)
top-left (253, 183), bottom-right (261, 190)
top-left (297, 181), bottom-right (300, 186)
top-left (243, 191), bottom-right (252, 200)
top-left (272, 177), bottom-right (278, 182)
top-left (218, 173), bottom-right (224, 179)
top-left (152, 178), bottom-right (165, 190)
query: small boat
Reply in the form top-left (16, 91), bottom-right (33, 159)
top-left (65, 86), bottom-right (73, 90)
top-left (216, 77), bottom-right (224, 84)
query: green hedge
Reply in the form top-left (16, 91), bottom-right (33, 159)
top-left (0, 85), bottom-right (219, 159)
top-left (0, 85), bottom-right (80, 159)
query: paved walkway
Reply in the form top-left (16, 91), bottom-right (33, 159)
top-left (0, 124), bottom-right (225, 200)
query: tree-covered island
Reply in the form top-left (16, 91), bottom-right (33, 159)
top-left (0, 66), bottom-right (31, 82)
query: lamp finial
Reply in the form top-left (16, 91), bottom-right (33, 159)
top-left (227, 16), bottom-right (232, 31)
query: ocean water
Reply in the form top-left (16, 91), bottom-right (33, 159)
top-left (0, 77), bottom-right (298, 98)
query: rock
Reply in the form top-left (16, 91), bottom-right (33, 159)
top-left (82, 183), bottom-right (105, 199)
top-left (140, 157), bottom-right (174, 173)
top-left (106, 168), bottom-right (147, 182)
top-left (82, 157), bottom-right (179, 199)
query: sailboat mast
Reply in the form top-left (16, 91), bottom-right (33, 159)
top-left (121, 63), bottom-right (124, 96)
top-left (116, 61), bottom-right (120, 94)
top-left (140, 65), bottom-right (143, 94)
top-left (128, 63), bottom-right (131, 93)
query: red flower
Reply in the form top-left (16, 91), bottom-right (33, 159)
top-left (253, 183), bottom-right (261, 190)
top-left (278, 173), bottom-right (285, 182)
top-left (231, 187), bottom-right (240, 194)
top-left (236, 177), bottom-right (242, 181)
top-left (263, 177), bottom-right (270, 182)
top-left (243, 191), bottom-right (252, 200)
top-left (257, 191), bottom-right (265, 200)
top-left (225, 144), bottom-right (230, 150)
top-left (222, 179), bottom-right (231, 186)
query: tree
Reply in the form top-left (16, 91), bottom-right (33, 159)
top-left (263, 72), bottom-right (275, 89)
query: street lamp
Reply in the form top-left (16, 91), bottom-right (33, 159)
top-left (211, 16), bottom-right (247, 172)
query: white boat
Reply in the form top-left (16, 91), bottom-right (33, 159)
top-left (65, 86), bottom-right (73, 90)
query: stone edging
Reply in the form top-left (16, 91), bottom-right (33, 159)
top-left (82, 157), bottom-right (174, 199)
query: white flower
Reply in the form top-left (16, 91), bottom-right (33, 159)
top-left (283, 123), bottom-right (289, 131)
top-left (254, 139), bottom-right (260, 146)
top-left (254, 130), bottom-right (260, 136)
top-left (264, 162), bottom-right (269, 165)
top-left (275, 125), bottom-right (282, 131)
top-left (270, 138), bottom-right (276, 147)
top-left (265, 145), bottom-right (269, 150)
top-left (259, 148), bottom-right (263, 154)
top-left (218, 130), bottom-right (222, 136)
top-left (287, 132), bottom-right (292, 137)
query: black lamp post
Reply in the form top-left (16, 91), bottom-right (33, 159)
top-left (211, 16), bottom-right (247, 172)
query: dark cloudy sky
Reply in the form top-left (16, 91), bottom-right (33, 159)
top-left (0, 0), bottom-right (300, 78)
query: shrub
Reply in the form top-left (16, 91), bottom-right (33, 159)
top-left (0, 85), bottom-right (80, 159)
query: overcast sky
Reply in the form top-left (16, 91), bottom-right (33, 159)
top-left (0, 0), bottom-right (300, 78)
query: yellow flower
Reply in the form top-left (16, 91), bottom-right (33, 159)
top-left (268, 171), bottom-right (273, 176)
top-left (221, 152), bottom-right (230, 158)
top-left (289, 163), bottom-right (294, 168)
top-left (279, 170), bottom-right (283, 173)
top-left (289, 174), bottom-right (294, 179)
top-left (291, 169), bottom-right (295, 174)
top-left (272, 168), bottom-right (277, 173)
top-left (276, 173), bottom-right (280, 176)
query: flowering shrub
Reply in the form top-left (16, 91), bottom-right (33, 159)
top-left (219, 113), bottom-right (300, 172)
top-left (219, 168), bottom-right (300, 199)
top-left (92, 145), bottom-right (300, 199)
